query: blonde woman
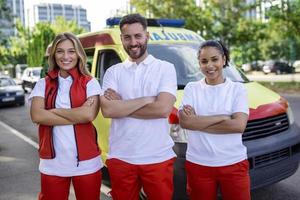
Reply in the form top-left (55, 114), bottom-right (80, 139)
top-left (30, 32), bottom-right (102, 200)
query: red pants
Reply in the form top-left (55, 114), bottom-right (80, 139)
top-left (185, 160), bottom-right (250, 200)
top-left (106, 158), bottom-right (175, 200)
top-left (38, 170), bottom-right (102, 200)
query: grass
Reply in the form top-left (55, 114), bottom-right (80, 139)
top-left (258, 81), bottom-right (300, 94)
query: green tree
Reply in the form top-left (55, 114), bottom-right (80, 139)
top-left (26, 16), bottom-right (85, 68)
top-left (0, 0), bottom-right (13, 44)
top-left (0, 0), bottom-right (13, 67)
top-left (261, 0), bottom-right (300, 62)
top-left (27, 22), bottom-right (55, 67)
top-left (131, 0), bottom-right (211, 36)
top-left (5, 20), bottom-right (28, 66)
top-left (201, 0), bottom-right (256, 46)
top-left (130, 0), bottom-right (267, 66)
top-left (51, 16), bottom-right (85, 35)
top-left (232, 19), bottom-right (267, 66)
top-left (0, 45), bottom-right (9, 67)
top-left (201, 0), bottom-right (268, 66)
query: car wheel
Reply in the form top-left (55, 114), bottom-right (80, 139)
top-left (292, 68), bottom-right (295, 74)
top-left (16, 103), bottom-right (24, 106)
top-left (275, 69), bottom-right (281, 75)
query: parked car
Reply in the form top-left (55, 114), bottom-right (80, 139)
top-left (262, 60), bottom-right (295, 75)
top-left (262, 64), bottom-right (271, 74)
top-left (293, 60), bottom-right (300, 73)
top-left (14, 64), bottom-right (28, 85)
top-left (250, 60), bottom-right (264, 71)
top-left (0, 76), bottom-right (25, 107)
top-left (21, 67), bottom-right (42, 92)
top-left (241, 63), bottom-right (252, 72)
top-left (241, 60), bottom-right (264, 73)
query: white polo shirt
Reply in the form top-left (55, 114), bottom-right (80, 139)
top-left (181, 78), bottom-right (249, 167)
top-left (102, 55), bottom-right (177, 164)
top-left (29, 75), bottom-right (103, 176)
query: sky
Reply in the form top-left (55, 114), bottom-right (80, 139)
top-left (24, 0), bottom-right (129, 31)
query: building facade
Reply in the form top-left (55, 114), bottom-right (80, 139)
top-left (245, 0), bottom-right (288, 22)
top-left (33, 3), bottom-right (90, 32)
top-left (1, 0), bottom-right (25, 37)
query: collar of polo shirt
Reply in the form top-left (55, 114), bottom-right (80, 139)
top-left (124, 54), bottom-right (155, 68)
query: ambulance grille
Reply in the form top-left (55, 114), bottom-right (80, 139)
top-left (242, 113), bottom-right (289, 141)
top-left (249, 148), bottom-right (290, 168)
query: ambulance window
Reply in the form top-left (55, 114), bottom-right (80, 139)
top-left (85, 49), bottom-right (95, 73)
top-left (96, 50), bottom-right (121, 86)
top-left (148, 43), bottom-right (202, 87)
top-left (148, 43), bottom-right (248, 88)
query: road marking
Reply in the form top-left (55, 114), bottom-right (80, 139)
top-left (0, 120), bottom-right (39, 149)
top-left (0, 120), bottom-right (112, 198)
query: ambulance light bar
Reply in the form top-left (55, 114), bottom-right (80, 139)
top-left (106, 17), bottom-right (185, 27)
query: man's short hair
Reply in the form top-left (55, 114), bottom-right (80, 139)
top-left (119, 13), bottom-right (147, 31)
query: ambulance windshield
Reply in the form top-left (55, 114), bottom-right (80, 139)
top-left (148, 43), bottom-right (249, 88)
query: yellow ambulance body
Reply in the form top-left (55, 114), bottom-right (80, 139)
top-left (78, 18), bottom-right (300, 199)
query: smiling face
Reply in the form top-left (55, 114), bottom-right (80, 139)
top-left (54, 39), bottom-right (78, 77)
top-left (198, 46), bottom-right (226, 85)
top-left (121, 22), bottom-right (149, 64)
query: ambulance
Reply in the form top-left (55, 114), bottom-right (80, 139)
top-left (78, 18), bottom-right (300, 199)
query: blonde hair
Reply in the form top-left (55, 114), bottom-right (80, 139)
top-left (48, 32), bottom-right (90, 76)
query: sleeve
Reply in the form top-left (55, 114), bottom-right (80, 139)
top-left (179, 83), bottom-right (194, 111)
top-left (102, 66), bottom-right (118, 93)
top-left (27, 78), bottom-right (46, 106)
top-left (86, 78), bottom-right (102, 98)
top-left (28, 78), bottom-right (46, 100)
top-left (158, 61), bottom-right (177, 98)
top-left (232, 83), bottom-right (249, 115)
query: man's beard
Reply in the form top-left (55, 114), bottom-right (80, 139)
top-left (124, 41), bottom-right (147, 60)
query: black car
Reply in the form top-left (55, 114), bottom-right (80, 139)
top-left (250, 60), bottom-right (264, 71)
top-left (0, 76), bottom-right (25, 107)
top-left (263, 60), bottom-right (295, 75)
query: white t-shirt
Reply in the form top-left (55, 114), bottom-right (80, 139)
top-left (102, 55), bottom-right (177, 164)
top-left (29, 75), bottom-right (103, 176)
top-left (181, 78), bottom-right (249, 167)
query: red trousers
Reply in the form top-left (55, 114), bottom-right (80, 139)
top-left (185, 160), bottom-right (250, 200)
top-left (106, 158), bottom-right (175, 200)
top-left (38, 170), bottom-right (102, 200)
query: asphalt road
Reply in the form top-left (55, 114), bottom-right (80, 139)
top-left (0, 95), bottom-right (112, 200)
top-left (0, 92), bottom-right (300, 200)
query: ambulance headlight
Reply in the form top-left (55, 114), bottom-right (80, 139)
top-left (287, 105), bottom-right (294, 125)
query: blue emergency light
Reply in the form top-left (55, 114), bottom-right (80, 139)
top-left (106, 17), bottom-right (121, 27)
top-left (157, 19), bottom-right (185, 27)
top-left (106, 17), bottom-right (185, 27)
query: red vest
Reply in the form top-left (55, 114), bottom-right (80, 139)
top-left (38, 67), bottom-right (100, 162)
